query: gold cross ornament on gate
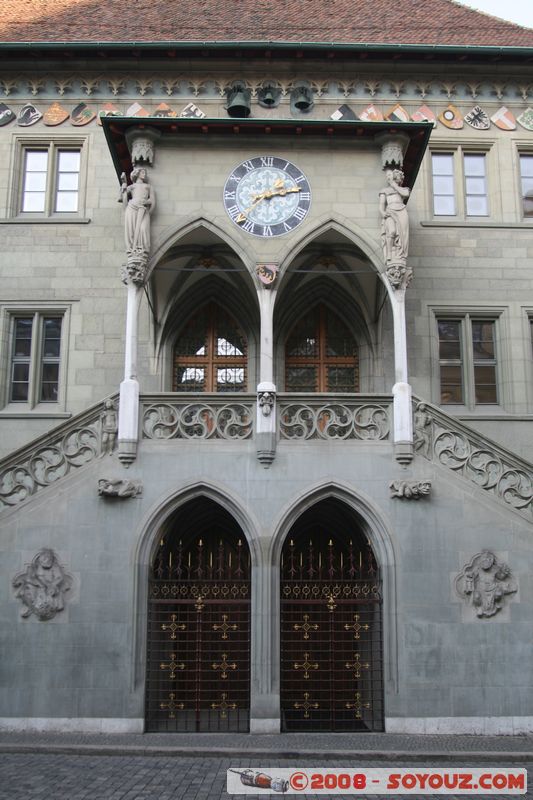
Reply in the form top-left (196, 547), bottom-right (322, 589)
top-left (159, 652), bottom-right (185, 679)
top-left (294, 692), bottom-right (319, 719)
top-left (211, 692), bottom-right (237, 718)
top-left (161, 614), bottom-right (186, 640)
top-left (344, 613), bottom-right (370, 639)
top-left (293, 652), bottom-right (319, 679)
top-left (345, 653), bottom-right (370, 679)
top-left (211, 653), bottom-right (237, 679)
top-left (212, 614), bottom-right (238, 640)
top-left (160, 692), bottom-right (184, 718)
top-left (293, 614), bottom-right (319, 640)
top-left (345, 692), bottom-right (371, 719)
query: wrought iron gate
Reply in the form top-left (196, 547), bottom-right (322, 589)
top-left (281, 534), bottom-right (383, 731)
top-left (146, 531), bottom-right (250, 732)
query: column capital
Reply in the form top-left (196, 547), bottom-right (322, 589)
top-left (125, 126), bottom-right (161, 167)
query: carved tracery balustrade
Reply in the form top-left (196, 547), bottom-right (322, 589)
top-left (141, 395), bottom-right (254, 441)
top-left (414, 400), bottom-right (533, 520)
top-left (279, 396), bottom-right (392, 441)
top-left (0, 396), bottom-right (117, 512)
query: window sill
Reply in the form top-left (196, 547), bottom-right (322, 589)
top-left (0, 217), bottom-right (91, 225)
top-left (421, 220), bottom-right (532, 229)
top-left (0, 411), bottom-right (71, 419)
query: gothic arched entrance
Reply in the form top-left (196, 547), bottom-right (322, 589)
top-left (280, 499), bottom-right (383, 731)
top-left (145, 498), bottom-right (251, 732)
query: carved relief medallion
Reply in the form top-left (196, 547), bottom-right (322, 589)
top-left (12, 549), bottom-right (73, 621)
top-left (455, 551), bottom-right (517, 619)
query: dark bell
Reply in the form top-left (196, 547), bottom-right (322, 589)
top-left (227, 89), bottom-right (251, 118)
top-left (262, 89), bottom-right (276, 106)
top-left (293, 88), bottom-right (313, 112)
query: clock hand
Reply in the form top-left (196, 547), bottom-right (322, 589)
top-left (235, 192), bottom-right (268, 223)
top-left (235, 184), bottom-right (301, 223)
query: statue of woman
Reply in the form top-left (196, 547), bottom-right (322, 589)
top-left (379, 168), bottom-right (410, 266)
top-left (119, 167), bottom-right (155, 256)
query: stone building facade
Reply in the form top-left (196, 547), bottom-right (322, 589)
top-left (0, 0), bottom-right (533, 734)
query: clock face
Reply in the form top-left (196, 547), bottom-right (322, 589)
top-left (223, 156), bottom-right (311, 237)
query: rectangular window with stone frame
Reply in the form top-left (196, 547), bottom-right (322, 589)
top-left (431, 150), bottom-right (489, 218)
top-left (437, 316), bottom-right (498, 407)
top-left (6, 312), bottom-right (65, 407)
top-left (10, 138), bottom-right (86, 219)
top-left (519, 154), bottom-right (533, 219)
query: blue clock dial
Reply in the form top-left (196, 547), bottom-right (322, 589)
top-left (223, 156), bottom-right (311, 237)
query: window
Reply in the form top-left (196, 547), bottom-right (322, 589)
top-left (285, 305), bottom-right (359, 392)
top-left (437, 316), bottom-right (497, 406)
top-left (173, 303), bottom-right (247, 392)
top-left (16, 141), bottom-right (83, 217)
top-left (8, 313), bottom-right (63, 405)
top-left (431, 150), bottom-right (489, 218)
top-left (519, 155), bottom-right (533, 218)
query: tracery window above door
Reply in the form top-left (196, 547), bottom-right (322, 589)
top-left (285, 305), bottom-right (359, 392)
top-left (173, 303), bottom-right (247, 392)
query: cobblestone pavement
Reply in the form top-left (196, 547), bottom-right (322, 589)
top-left (0, 753), bottom-right (530, 800)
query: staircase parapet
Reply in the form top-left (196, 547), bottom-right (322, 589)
top-left (141, 393), bottom-right (255, 440)
top-left (414, 398), bottom-right (533, 522)
top-left (0, 395), bottom-right (118, 513)
top-left (278, 394), bottom-right (393, 441)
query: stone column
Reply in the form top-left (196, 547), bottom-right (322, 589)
top-left (118, 281), bottom-right (143, 465)
top-left (255, 265), bottom-right (278, 467)
top-left (117, 128), bottom-right (159, 465)
top-left (375, 133), bottom-right (414, 464)
top-left (250, 556), bottom-right (281, 733)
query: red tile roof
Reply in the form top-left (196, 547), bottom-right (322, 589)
top-left (1, 0), bottom-right (532, 48)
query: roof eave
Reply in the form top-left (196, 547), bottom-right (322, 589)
top-left (0, 40), bottom-right (532, 55)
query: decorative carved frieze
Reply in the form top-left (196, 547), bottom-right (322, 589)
top-left (98, 478), bottom-right (142, 498)
top-left (413, 400), bottom-right (533, 521)
top-left (279, 401), bottom-right (390, 441)
top-left (12, 549), bottom-right (73, 621)
top-left (142, 400), bottom-right (254, 440)
top-left (389, 479), bottom-right (431, 499)
top-left (455, 551), bottom-right (517, 618)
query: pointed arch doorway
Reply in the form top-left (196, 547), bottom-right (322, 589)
top-left (280, 499), bottom-right (384, 731)
top-left (145, 498), bottom-right (251, 732)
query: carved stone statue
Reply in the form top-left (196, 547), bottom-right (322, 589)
top-left (98, 478), bottom-right (142, 498)
top-left (100, 398), bottom-right (118, 456)
top-left (455, 550), bottom-right (517, 618)
top-left (414, 403), bottom-right (432, 458)
top-left (379, 168), bottom-right (410, 268)
top-left (258, 391), bottom-right (275, 416)
top-left (119, 166), bottom-right (155, 283)
top-left (389, 479), bottom-right (431, 499)
top-left (12, 548), bottom-right (72, 621)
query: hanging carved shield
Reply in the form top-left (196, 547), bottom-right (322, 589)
top-left (438, 104), bottom-right (463, 129)
top-left (464, 106), bottom-right (490, 130)
top-left (490, 106), bottom-right (516, 131)
top-left (44, 102), bottom-right (69, 126)
top-left (18, 103), bottom-right (43, 127)
top-left (0, 102), bottom-right (16, 127)
top-left (71, 102), bottom-right (96, 126)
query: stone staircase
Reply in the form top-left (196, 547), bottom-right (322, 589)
top-left (414, 399), bottom-right (533, 523)
top-left (1, 393), bottom-right (532, 523)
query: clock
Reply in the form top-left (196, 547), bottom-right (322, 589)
top-left (223, 156), bottom-right (311, 237)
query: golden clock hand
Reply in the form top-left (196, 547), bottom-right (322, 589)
top-left (235, 192), bottom-right (269, 223)
top-left (235, 184), bottom-right (301, 223)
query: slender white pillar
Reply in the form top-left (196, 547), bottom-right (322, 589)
top-left (118, 282), bottom-right (142, 465)
top-left (388, 285), bottom-right (413, 464)
top-left (256, 286), bottom-right (277, 466)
